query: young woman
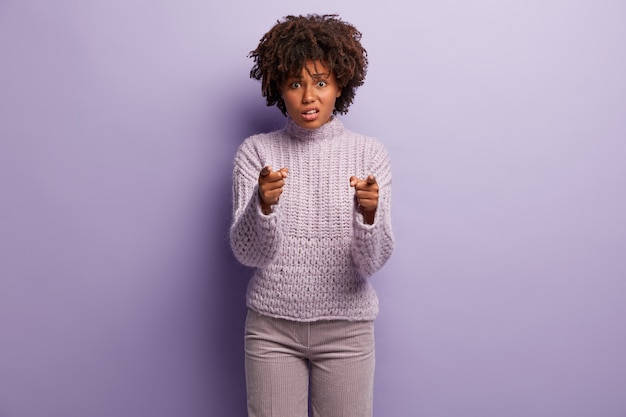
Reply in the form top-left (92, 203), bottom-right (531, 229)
top-left (230, 14), bottom-right (394, 417)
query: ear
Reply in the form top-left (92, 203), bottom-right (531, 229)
top-left (336, 88), bottom-right (342, 98)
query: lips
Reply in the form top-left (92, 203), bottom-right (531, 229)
top-left (301, 108), bottom-right (319, 121)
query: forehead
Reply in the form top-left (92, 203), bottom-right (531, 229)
top-left (288, 60), bottom-right (331, 78)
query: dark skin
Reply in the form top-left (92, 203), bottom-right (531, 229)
top-left (258, 166), bottom-right (379, 224)
top-left (258, 166), bottom-right (289, 215)
top-left (350, 174), bottom-right (379, 225)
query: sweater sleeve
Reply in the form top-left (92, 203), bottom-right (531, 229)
top-left (229, 139), bottom-right (282, 268)
top-left (351, 141), bottom-right (395, 278)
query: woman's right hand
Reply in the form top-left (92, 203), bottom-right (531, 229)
top-left (258, 165), bottom-right (289, 214)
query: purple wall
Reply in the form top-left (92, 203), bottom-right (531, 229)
top-left (1, 1), bottom-right (625, 416)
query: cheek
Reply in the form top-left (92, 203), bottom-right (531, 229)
top-left (281, 94), bottom-right (296, 110)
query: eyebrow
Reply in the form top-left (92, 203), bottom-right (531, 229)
top-left (289, 72), bottom-right (330, 79)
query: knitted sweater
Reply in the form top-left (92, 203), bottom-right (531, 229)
top-left (229, 116), bottom-right (394, 322)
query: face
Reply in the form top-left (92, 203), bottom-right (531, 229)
top-left (281, 60), bottom-right (342, 130)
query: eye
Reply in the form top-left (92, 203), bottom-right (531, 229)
top-left (289, 81), bottom-right (301, 89)
top-left (317, 80), bottom-right (327, 87)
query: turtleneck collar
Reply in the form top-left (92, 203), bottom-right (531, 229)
top-left (285, 116), bottom-right (344, 141)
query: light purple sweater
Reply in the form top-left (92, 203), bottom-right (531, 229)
top-left (230, 116), bottom-right (394, 322)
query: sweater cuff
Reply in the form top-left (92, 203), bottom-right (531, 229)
top-left (353, 208), bottom-right (378, 230)
top-left (255, 190), bottom-right (281, 219)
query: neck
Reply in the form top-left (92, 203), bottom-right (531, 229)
top-left (286, 116), bottom-right (343, 141)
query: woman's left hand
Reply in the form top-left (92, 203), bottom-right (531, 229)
top-left (349, 175), bottom-right (378, 224)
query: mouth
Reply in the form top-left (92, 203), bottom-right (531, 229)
top-left (301, 108), bottom-right (319, 121)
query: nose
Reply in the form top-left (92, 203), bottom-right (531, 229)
top-left (302, 85), bottom-right (315, 104)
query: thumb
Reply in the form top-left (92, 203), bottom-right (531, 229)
top-left (260, 166), bottom-right (272, 177)
top-left (366, 175), bottom-right (376, 184)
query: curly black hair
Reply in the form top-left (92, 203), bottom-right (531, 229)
top-left (249, 14), bottom-right (368, 116)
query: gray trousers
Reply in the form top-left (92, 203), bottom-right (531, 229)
top-left (244, 309), bottom-right (375, 417)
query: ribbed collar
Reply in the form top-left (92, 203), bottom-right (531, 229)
top-left (285, 116), bottom-right (344, 141)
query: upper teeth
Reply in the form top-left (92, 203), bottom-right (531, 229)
top-left (306, 110), bottom-right (316, 114)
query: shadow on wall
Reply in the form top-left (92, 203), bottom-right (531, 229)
top-left (200, 88), bottom-right (285, 416)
